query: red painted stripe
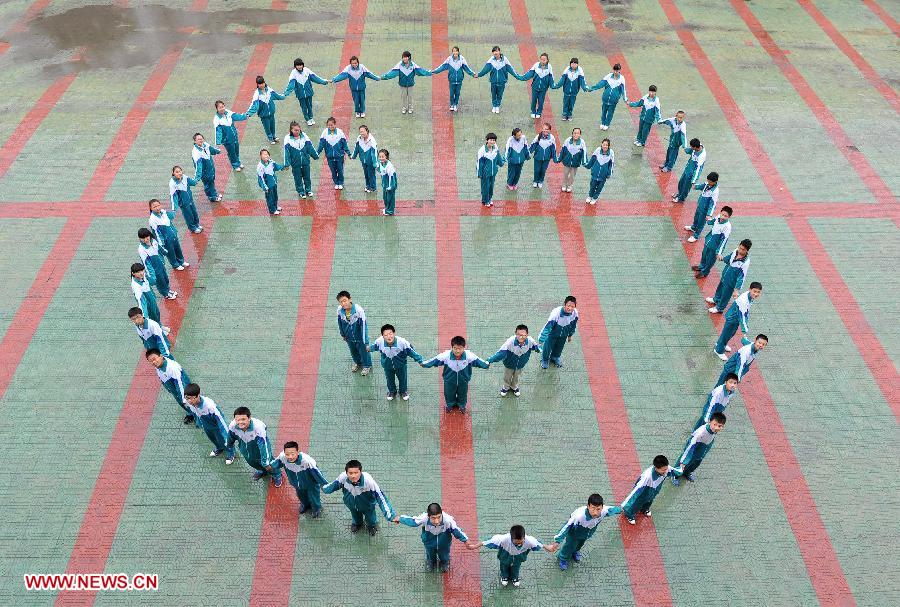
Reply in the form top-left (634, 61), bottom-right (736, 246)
top-left (862, 0), bottom-right (900, 36)
top-left (0, 0), bottom-right (50, 55)
top-left (798, 0), bottom-right (899, 113)
top-left (729, 0), bottom-right (894, 204)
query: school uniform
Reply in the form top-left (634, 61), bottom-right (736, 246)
top-left (486, 335), bottom-right (541, 392)
top-left (712, 248), bottom-right (750, 311)
top-left (369, 335), bottom-right (423, 396)
top-left (246, 86), bottom-right (285, 142)
top-left (337, 303), bottom-right (372, 369)
top-left (226, 417), bottom-right (279, 479)
top-left (214, 109), bottom-right (248, 169)
top-left (591, 72), bottom-right (628, 127)
top-left (169, 176), bottom-right (202, 233)
top-left (697, 218), bottom-right (731, 277)
top-left (583, 147), bottom-right (615, 202)
top-left (283, 132), bottom-right (320, 197)
top-left (554, 505), bottom-right (622, 563)
top-left (674, 424), bottom-right (718, 480)
top-left (256, 159), bottom-right (288, 214)
top-left (332, 63), bottom-right (380, 115)
top-left (715, 342), bottom-right (761, 387)
top-left (270, 451), bottom-right (328, 513)
top-left (675, 145), bottom-right (706, 202)
top-left (715, 291), bottom-right (755, 356)
top-left (149, 210), bottom-right (185, 269)
top-left (421, 349), bottom-right (490, 412)
top-left (621, 465), bottom-right (673, 520)
top-left (431, 55), bottom-right (476, 108)
top-left (529, 133), bottom-right (557, 186)
top-left (555, 66), bottom-right (590, 120)
top-left (476, 144), bottom-right (505, 205)
top-left (317, 128), bottom-right (350, 188)
top-left (483, 533), bottom-right (545, 583)
top-left (399, 513), bottom-right (468, 571)
top-left (350, 134), bottom-right (379, 192)
top-left (695, 383), bottom-right (734, 430)
top-left (558, 137), bottom-right (587, 190)
top-left (375, 160), bottom-right (397, 215)
top-left (628, 94), bottom-right (661, 145)
top-left (185, 396), bottom-right (233, 458)
top-left (504, 136), bottom-right (530, 187)
top-left (381, 60), bottom-right (431, 113)
top-left (539, 306), bottom-right (579, 365)
top-left (138, 239), bottom-right (171, 298)
top-left (134, 317), bottom-right (171, 357)
top-left (154, 357), bottom-right (196, 423)
top-left (689, 182), bottom-right (719, 239)
top-left (520, 61), bottom-right (554, 116)
top-left (191, 142), bottom-right (221, 202)
top-left (657, 116), bottom-right (686, 171)
top-left (132, 275), bottom-right (161, 325)
top-left (322, 471), bottom-right (395, 528)
top-left (476, 55), bottom-right (521, 110)
top-left (283, 67), bottom-right (329, 123)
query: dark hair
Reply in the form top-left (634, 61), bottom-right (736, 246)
top-left (724, 372), bottom-right (739, 383)
top-left (402, 50), bottom-right (411, 59)
top-left (289, 120), bottom-right (301, 133)
top-left (145, 348), bottom-right (161, 358)
top-left (171, 165), bottom-right (182, 175)
top-left (214, 99), bottom-right (225, 107)
top-left (184, 383), bottom-right (201, 398)
top-left (378, 148), bottom-right (389, 159)
top-left (540, 52), bottom-right (548, 59)
top-left (486, 132), bottom-right (497, 141)
top-left (336, 290), bottom-right (351, 300)
top-left (653, 454), bottom-right (669, 468)
top-left (511, 127), bottom-right (521, 137)
top-left (675, 109), bottom-right (685, 114)
top-left (707, 171), bottom-right (719, 182)
top-left (451, 335), bottom-right (466, 347)
top-left (359, 124), bottom-right (369, 133)
top-left (293, 58), bottom-right (304, 68)
top-left (327, 116), bottom-right (336, 124)
top-left (740, 239), bottom-right (752, 250)
top-left (345, 459), bottom-right (362, 472)
top-left (569, 57), bottom-right (578, 64)
top-left (612, 63), bottom-right (621, 71)
top-left (137, 227), bottom-right (154, 240)
top-left (515, 324), bottom-right (528, 333)
top-left (128, 307), bottom-right (143, 318)
top-left (755, 334), bottom-right (768, 342)
top-left (572, 127), bottom-right (581, 136)
top-left (350, 55), bottom-right (359, 63)
top-left (255, 75), bottom-right (266, 85)
top-left (749, 281), bottom-right (762, 290)
top-left (542, 122), bottom-right (552, 130)
top-left (510, 524), bottom-right (525, 540)
top-left (381, 324), bottom-right (395, 334)
top-left (720, 206), bottom-right (733, 216)
top-left (131, 262), bottom-right (145, 275)
top-left (284, 440), bottom-right (299, 450)
top-left (564, 295), bottom-right (577, 305)
top-left (601, 137), bottom-right (611, 148)
top-left (648, 84), bottom-right (657, 92)
top-left (148, 198), bottom-right (160, 209)
top-left (689, 138), bottom-right (701, 148)
top-left (587, 493), bottom-right (604, 507)
top-left (259, 149), bottom-right (269, 155)
top-left (492, 45), bottom-right (501, 54)
top-left (233, 406), bottom-right (252, 418)
top-left (193, 132), bottom-right (203, 140)
top-left (452, 46), bottom-right (460, 53)
top-left (710, 412), bottom-right (727, 424)
top-left (427, 502), bottom-right (442, 516)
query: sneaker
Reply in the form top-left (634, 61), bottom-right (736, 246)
top-left (439, 562), bottom-right (449, 573)
top-left (687, 236), bottom-right (697, 243)
top-left (625, 516), bottom-right (635, 525)
top-left (162, 326), bottom-right (171, 335)
top-left (558, 558), bottom-right (569, 571)
top-left (239, 164), bottom-right (244, 169)
top-left (306, 192), bottom-right (314, 198)
top-left (512, 579), bottom-right (521, 587)
top-left (716, 351), bottom-right (728, 361)
top-left (225, 457), bottom-right (234, 465)
top-left (307, 119), bottom-right (315, 126)
top-left (360, 113), bottom-right (365, 118)
top-left (561, 186), bottom-right (567, 192)
top-left (183, 262), bottom-right (190, 268)
top-left (165, 292), bottom-right (177, 300)
top-left (183, 415), bottom-right (195, 425)
top-left (573, 551), bottom-right (582, 563)
top-left (271, 140), bottom-right (279, 145)
top-left (175, 265), bottom-right (185, 271)
top-left (351, 363), bottom-right (360, 373)
top-left (361, 367), bottom-right (370, 376)
top-left (671, 475), bottom-right (680, 486)
top-left (644, 510), bottom-right (652, 518)
top-left (725, 345), bottom-right (732, 352)
top-left (386, 392), bottom-right (395, 401)
top-left (705, 297), bottom-right (715, 304)
top-left (382, 209), bottom-right (388, 216)
top-left (499, 387), bottom-right (510, 397)
top-left (532, 182), bottom-right (538, 188)
top-left (445, 406), bottom-right (453, 413)
top-left (355, 113), bottom-right (361, 118)
top-left (683, 225), bottom-right (693, 231)
top-left (671, 194), bottom-right (680, 202)
top-left (299, 193), bottom-right (306, 199)
top-left (235, 166), bottom-right (242, 172)
top-left (208, 449), bottom-right (222, 457)
top-left (500, 578), bottom-right (509, 587)
top-left (538, 183), bottom-right (544, 189)
top-left (335, 185), bottom-right (340, 190)
top-left (402, 108), bottom-right (407, 114)
top-left (660, 167), bottom-right (670, 172)
top-left (530, 113), bottom-right (536, 118)
top-left (513, 388), bottom-right (521, 397)
top-left (708, 307), bottom-right (719, 313)
top-left (485, 201), bottom-right (493, 207)
top-left (534, 114), bottom-right (541, 119)
top-left (401, 392), bottom-right (409, 401)
top-left (273, 210), bottom-right (281, 215)
top-left (337, 184), bottom-right (344, 190)
top-left (634, 141), bottom-right (642, 146)
top-left (215, 194), bottom-right (223, 202)
top-left (252, 470), bottom-right (265, 481)
top-left (687, 473), bottom-right (696, 482)
top-left (273, 473), bottom-right (283, 488)
top-left (588, 198), bottom-right (596, 205)
top-left (552, 357), bottom-right (563, 368)
top-left (367, 525), bottom-right (377, 536)
top-left (586, 197), bottom-right (593, 203)
top-left (350, 523), bottom-right (362, 533)
top-left (507, 185), bottom-right (515, 191)
top-left (540, 360), bottom-right (549, 369)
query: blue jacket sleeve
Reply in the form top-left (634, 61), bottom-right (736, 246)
top-left (305, 141), bottom-right (320, 160)
top-left (431, 62), bottom-right (449, 75)
top-left (332, 72), bottom-right (349, 84)
top-left (310, 73), bottom-right (329, 85)
top-left (283, 79), bottom-right (296, 97)
top-left (270, 90), bottom-right (285, 101)
top-left (476, 63), bottom-right (490, 77)
top-left (414, 67), bottom-right (431, 77)
top-left (472, 357), bottom-right (490, 369)
top-left (364, 71), bottom-right (380, 81)
top-left (246, 100), bottom-right (260, 117)
top-left (421, 355), bottom-right (443, 368)
top-left (538, 320), bottom-right (554, 343)
top-left (322, 479), bottom-right (341, 494)
top-left (381, 69), bottom-right (399, 80)
top-left (462, 63), bottom-right (475, 77)
top-left (406, 345), bottom-right (424, 363)
top-left (398, 515), bottom-right (420, 528)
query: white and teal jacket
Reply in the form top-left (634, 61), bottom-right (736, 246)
top-left (431, 55), bottom-right (475, 83)
top-left (332, 63), bottom-right (380, 90)
top-left (720, 249), bottom-right (750, 291)
top-left (155, 357), bottom-right (189, 404)
top-left (377, 160), bottom-right (397, 192)
top-left (135, 317), bottom-right (170, 357)
top-left (149, 209), bottom-right (178, 242)
top-left (695, 182), bottom-right (719, 216)
top-left (317, 128), bottom-right (350, 159)
top-left (185, 396), bottom-right (230, 438)
top-left (554, 505), bottom-right (623, 543)
top-left (337, 303), bottom-right (369, 344)
top-left (322, 471), bottom-right (395, 519)
top-left (270, 451), bottom-right (328, 490)
top-left (520, 61), bottom-right (555, 92)
top-left (476, 144), bottom-right (505, 178)
top-left (628, 94), bottom-right (661, 123)
top-left (558, 137), bottom-right (587, 167)
top-left (246, 86), bottom-right (285, 118)
top-left (226, 417), bottom-right (275, 467)
top-left (192, 142), bottom-right (221, 182)
top-left (529, 133), bottom-right (557, 162)
top-left (398, 512), bottom-right (468, 549)
top-left (505, 135), bottom-right (531, 165)
top-left (539, 306), bottom-right (579, 343)
top-left (256, 159), bottom-right (287, 190)
top-left (283, 67), bottom-right (329, 99)
top-left (682, 145), bottom-right (707, 184)
top-left (723, 342), bottom-right (760, 381)
top-left (487, 335), bottom-right (541, 370)
top-left (584, 147), bottom-right (614, 179)
top-left (131, 276), bottom-right (154, 315)
top-left (701, 384), bottom-right (734, 422)
top-left (138, 239), bottom-right (165, 275)
top-left (622, 465), bottom-right (674, 509)
top-left (283, 133), bottom-right (319, 167)
top-left (350, 134), bottom-right (378, 167)
top-left (554, 66), bottom-right (590, 95)
top-left (369, 335), bottom-right (423, 370)
top-left (483, 533), bottom-right (544, 564)
top-left (591, 72), bottom-right (628, 104)
top-left (214, 109), bottom-right (248, 146)
top-left (658, 116), bottom-right (687, 149)
top-left (703, 217), bottom-right (731, 256)
top-left (381, 60), bottom-right (431, 87)
top-left (476, 55), bottom-right (521, 85)
top-left (422, 350), bottom-right (490, 384)
top-left (726, 290), bottom-right (756, 334)
top-left (678, 424), bottom-right (717, 469)
top-left (169, 176), bottom-right (198, 211)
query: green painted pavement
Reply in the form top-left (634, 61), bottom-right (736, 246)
top-left (742, 217), bottom-right (900, 607)
top-left (96, 216), bottom-right (311, 606)
top-left (461, 216), bottom-right (634, 605)
top-left (809, 218), bottom-right (900, 369)
top-left (0, 219), bottom-right (146, 604)
top-left (0, 60), bottom-right (63, 166)
top-left (291, 217), bottom-right (443, 607)
top-left (580, 216), bottom-right (819, 607)
top-left (0, 218), bottom-right (65, 339)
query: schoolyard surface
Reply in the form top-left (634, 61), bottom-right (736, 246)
top-left (0, 0), bottom-right (897, 606)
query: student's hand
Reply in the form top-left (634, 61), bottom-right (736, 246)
top-left (546, 542), bottom-right (559, 553)
top-left (716, 254), bottom-right (723, 261)
top-left (466, 540), bottom-right (480, 550)
top-left (392, 516), bottom-right (400, 524)
top-left (265, 465), bottom-right (273, 471)
top-left (567, 335), bottom-right (573, 343)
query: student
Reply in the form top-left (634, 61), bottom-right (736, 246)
top-left (148, 198), bottom-right (186, 271)
top-left (191, 132), bottom-right (222, 203)
top-left (381, 50), bottom-right (432, 114)
top-left (350, 125), bottom-right (378, 193)
top-left (558, 127), bottom-right (586, 193)
top-left (393, 502), bottom-right (470, 572)
top-left (672, 412), bottom-right (726, 485)
top-left (376, 149), bottom-right (397, 216)
top-left (469, 525), bottom-right (557, 587)
top-left (317, 117), bottom-right (350, 191)
top-left (226, 406), bottom-right (282, 486)
top-left (621, 455), bottom-right (673, 525)
top-left (421, 336), bottom-right (490, 413)
top-left (714, 334), bottom-right (767, 388)
top-left (706, 239), bottom-right (752, 313)
top-left (657, 110), bottom-right (686, 172)
top-left (131, 263), bottom-right (162, 326)
top-left (487, 324), bottom-right (541, 397)
top-left (554, 494), bottom-right (622, 570)
top-left (322, 459), bottom-right (395, 535)
top-left (693, 206), bottom-right (732, 278)
top-left (627, 85), bottom-right (661, 147)
top-left (256, 148), bottom-right (288, 215)
top-left (695, 373), bottom-right (737, 430)
top-left (145, 348), bottom-right (196, 425)
top-left (583, 138), bottom-right (614, 205)
top-left (476, 132), bottom-right (505, 206)
top-left (684, 172), bottom-right (720, 243)
top-left (529, 122), bottom-right (557, 189)
top-left (283, 121), bottom-right (320, 200)
top-left (555, 57), bottom-right (590, 122)
top-left (336, 290), bottom-right (372, 375)
top-left (590, 63), bottom-right (629, 130)
top-left (268, 441), bottom-right (328, 517)
top-left (246, 75), bottom-right (285, 144)
top-left (538, 296), bottom-right (579, 368)
top-left (672, 138), bottom-right (706, 203)
top-left (137, 227), bottom-right (176, 300)
top-left (476, 46), bottom-right (521, 113)
top-left (519, 52), bottom-right (555, 118)
top-left (283, 58), bottom-right (329, 126)
top-left (169, 166), bottom-right (203, 234)
top-left (367, 323), bottom-right (423, 401)
top-left (332, 56), bottom-right (380, 118)
top-left (430, 46), bottom-right (477, 112)
top-left (504, 128), bottom-right (530, 190)
top-left (184, 383), bottom-right (235, 463)
top-left (213, 100), bottom-right (247, 171)
top-left (128, 307), bottom-right (171, 355)
top-left (714, 283), bottom-right (762, 360)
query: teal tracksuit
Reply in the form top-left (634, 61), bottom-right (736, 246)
top-left (169, 176), bottom-right (202, 233)
top-left (715, 291), bottom-right (755, 356)
top-left (399, 512), bottom-right (469, 568)
top-left (554, 505), bottom-right (622, 562)
top-left (322, 471), bottom-right (395, 528)
top-left (256, 159), bottom-right (288, 214)
top-left (368, 335), bottom-right (423, 396)
top-left (377, 160), bottom-right (397, 215)
top-left (504, 135), bottom-right (531, 187)
top-left (226, 417), bottom-right (278, 478)
top-left (483, 533), bottom-right (546, 582)
top-left (657, 116), bottom-right (687, 171)
top-left (476, 144), bottom-right (505, 205)
top-left (712, 249), bottom-right (750, 311)
top-left (283, 67), bottom-right (329, 122)
top-left (697, 217), bottom-right (731, 277)
top-left (431, 54), bottom-right (476, 107)
top-left (487, 335), bottom-right (541, 369)
top-left (690, 182), bottom-right (719, 238)
top-left (627, 95), bottom-right (661, 145)
top-left (422, 349), bottom-right (490, 411)
top-left (154, 357), bottom-right (196, 423)
top-left (246, 86), bottom-right (285, 142)
top-left (716, 342), bottom-right (760, 388)
top-left (132, 276), bottom-right (160, 325)
top-left (675, 424), bottom-right (718, 478)
top-left (529, 133), bottom-right (557, 185)
top-left (138, 240), bottom-right (171, 298)
top-left (191, 142), bottom-right (221, 202)
top-left (332, 63), bottom-right (380, 114)
top-left (555, 67), bottom-right (590, 119)
top-left (477, 56), bottom-right (521, 109)
top-left (381, 60), bottom-right (431, 86)
top-left (185, 396), bottom-right (233, 458)
top-left (676, 145), bottom-right (706, 202)
top-left (149, 210), bottom-right (185, 269)
top-left (214, 109), bottom-right (248, 169)
top-left (351, 134), bottom-right (379, 191)
top-left (270, 451), bottom-right (328, 513)
top-left (621, 465), bottom-right (673, 519)
top-left (583, 147), bottom-right (615, 200)
top-left (283, 133), bottom-right (320, 197)
top-left (519, 61), bottom-right (555, 116)
top-left (539, 306), bottom-right (579, 364)
top-left (695, 383), bottom-right (734, 430)
top-left (590, 73), bottom-right (628, 127)
top-left (337, 303), bottom-right (372, 368)
top-left (134, 317), bottom-right (171, 358)
top-left (317, 127), bottom-right (350, 187)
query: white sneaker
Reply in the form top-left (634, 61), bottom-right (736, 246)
top-left (683, 225), bottom-right (693, 231)
top-left (386, 393), bottom-right (394, 401)
top-left (708, 307), bottom-right (719, 313)
top-left (182, 262), bottom-right (190, 268)
top-left (208, 450), bottom-right (219, 457)
top-left (586, 197), bottom-right (593, 203)
top-left (645, 510), bottom-right (652, 518)
top-left (705, 297), bottom-right (715, 304)
top-left (162, 326), bottom-right (171, 335)
top-left (500, 579), bottom-right (509, 587)
top-left (408, 108), bottom-right (413, 114)
top-left (401, 108), bottom-right (407, 114)
top-left (351, 364), bottom-right (360, 373)
top-left (716, 350), bottom-right (728, 361)
top-left (530, 113), bottom-right (536, 119)
top-left (401, 393), bottom-right (410, 401)
top-left (725, 345), bottom-right (732, 352)
top-left (360, 112), bottom-right (365, 117)
top-left (225, 457), bottom-right (234, 465)
top-left (589, 199), bottom-right (596, 205)
top-left (192, 227), bottom-right (203, 234)
top-left (273, 210), bottom-right (281, 215)
top-left (512, 579), bottom-right (521, 587)
top-left (307, 119), bottom-right (315, 126)
top-left (355, 112), bottom-right (361, 118)
top-left (337, 185), bottom-right (343, 190)
top-left (165, 292), bottom-right (177, 300)
top-left (561, 186), bottom-right (567, 192)
top-left (538, 183), bottom-right (544, 189)
top-left (235, 166), bottom-right (242, 172)
top-left (532, 182), bottom-right (538, 188)
top-left (334, 185), bottom-right (340, 190)
top-left (215, 194), bottom-right (223, 202)
top-left (361, 367), bottom-right (370, 376)
top-left (175, 265), bottom-right (185, 271)
top-left (687, 236), bottom-right (697, 243)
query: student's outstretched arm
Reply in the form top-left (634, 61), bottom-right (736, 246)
top-left (332, 72), bottom-right (349, 84)
top-left (471, 356), bottom-right (490, 370)
top-left (395, 514), bottom-right (421, 527)
top-left (476, 63), bottom-right (491, 78)
top-left (486, 349), bottom-right (506, 364)
top-left (310, 73), bottom-right (329, 86)
top-left (364, 70), bottom-right (381, 81)
top-left (270, 90), bottom-right (285, 101)
top-left (310, 465), bottom-right (329, 486)
top-left (462, 63), bottom-right (476, 77)
top-left (321, 477), bottom-right (341, 494)
top-left (381, 68), bottom-right (399, 80)
top-left (283, 79), bottom-right (297, 97)
top-left (506, 63), bottom-right (523, 80)
top-left (414, 66), bottom-right (432, 77)
top-left (552, 74), bottom-right (564, 89)
top-left (430, 61), bottom-right (449, 75)
top-left (420, 355), bottom-right (443, 368)
top-left (305, 140), bottom-right (320, 160)
top-left (246, 100), bottom-right (260, 117)
top-left (405, 344), bottom-right (424, 364)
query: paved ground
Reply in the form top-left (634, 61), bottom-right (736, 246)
top-left (0, 1), bottom-right (897, 606)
